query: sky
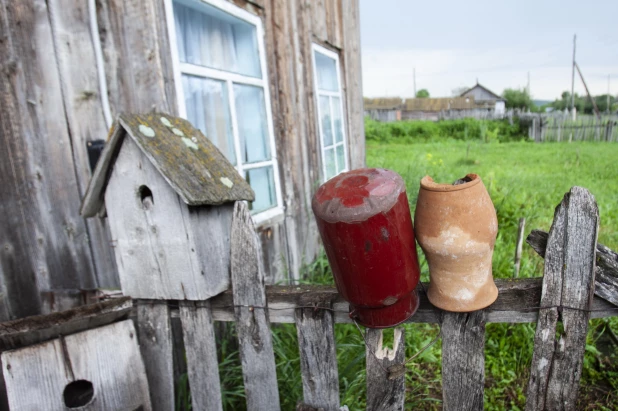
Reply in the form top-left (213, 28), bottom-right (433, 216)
top-left (359, 0), bottom-right (618, 101)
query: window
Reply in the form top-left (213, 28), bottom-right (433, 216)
top-left (166, 0), bottom-right (282, 222)
top-left (312, 44), bottom-right (348, 182)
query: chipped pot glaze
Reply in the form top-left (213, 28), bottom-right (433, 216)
top-left (414, 174), bottom-right (498, 312)
top-left (312, 168), bottom-right (421, 328)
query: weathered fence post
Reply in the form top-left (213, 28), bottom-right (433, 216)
top-left (441, 311), bottom-right (486, 411)
top-left (136, 302), bottom-right (175, 411)
top-left (295, 296), bottom-right (340, 410)
top-left (231, 202), bottom-right (281, 411)
top-left (179, 300), bottom-right (223, 411)
top-left (525, 187), bottom-right (598, 411)
top-left (514, 217), bottom-right (526, 278)
top-left (366, 328), bottom-right (406, 411)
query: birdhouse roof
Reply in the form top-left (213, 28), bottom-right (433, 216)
top-left (81, 113), bottom-right (255, 217)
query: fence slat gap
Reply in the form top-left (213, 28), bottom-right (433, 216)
top-left (441, 311), bottom-right (486, 411)
top-left (366, 327), bottom-right (406, 411)
top-left (525, 186), bottom-right (599, 410)
top-left (179, 300), bottom-right (223, 411)
top-left (230, 201), bottom-right (281, 411)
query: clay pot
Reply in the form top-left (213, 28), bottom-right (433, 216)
top-left (414, 174), bottom-right (498, 312)
top-left (312, 168), bottom-right (421, 328)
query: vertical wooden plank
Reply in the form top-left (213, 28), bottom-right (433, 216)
top-left (46, 0), bottom-right (119, 288)
top-left (341, 0), bottom-right (365, 169)
top-left (525, 187), bottom-right (598, 411)
top-left (325, 0), bottom-right (342, 48)
top-left (365, 328), bottom-right (406, 411)
top-left (231, 201), bottom-right (281, 411)
top-left (441, 311), bottom-right (486, 411)
top-left (97, 0), bottom-right (177, 115)
top-left (0, 0), bottom-right (98, 319)
top-left (295, 300), bottom-right (339, 409)
top-left (311, 0), bottom-right (328, 43)
top-left (2, 320), bottom-right (151, 411)
top-left (137, 302), bottom-right (174, 411)
top-left (179, 301), bottom-right (223, 411)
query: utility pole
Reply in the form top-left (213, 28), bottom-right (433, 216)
top-left (413, 67), bottom-right (417, 97)
top-left (570, 34), bottom-right (576, 119)
top-left (575, 62), bottom-right (601, 119)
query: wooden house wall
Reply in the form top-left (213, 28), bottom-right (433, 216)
top-left (0, 0), bottom-right (364, 318)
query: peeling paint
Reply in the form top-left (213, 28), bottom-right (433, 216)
top-left (220, 177), bottom-right (234, 188)
top-left (138, 124), bottom-right (155, 138)
top-left (181, 137), bottom-right (199, 150)
top-left (172, 127), bottom-right (185, 137)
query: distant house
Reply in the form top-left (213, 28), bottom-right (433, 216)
top-left (460, 83), bottom-right (506, 115)
top-left (364, 98), bottom-right (403, 122)
top-left (402, 97), bottom-right (476, 121)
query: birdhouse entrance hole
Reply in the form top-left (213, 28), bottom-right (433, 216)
top-left (63, 379), bottom-right (94, 408)
top-left (138, 185), bottom-right (154, 210)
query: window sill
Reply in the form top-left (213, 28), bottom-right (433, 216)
top-left (252, 206), bottom-right (285, 228)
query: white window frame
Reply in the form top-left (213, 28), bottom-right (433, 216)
top-left (164, 0), bottom-right (284, 225)
top-left (311, 43), bottom-right (349, 182)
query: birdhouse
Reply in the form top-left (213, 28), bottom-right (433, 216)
top-left (81, 113), bottom-right (254, 300)
top-left (1, 299), bottom-right (151, 410)
top-left (311, 168), bottom-right (421, 328)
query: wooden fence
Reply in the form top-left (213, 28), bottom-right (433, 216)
top-left (529, 115), bottom-right (618, 142)
top-left (123, 186), bottom-right (617, 411)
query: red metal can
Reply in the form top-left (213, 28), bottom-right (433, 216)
top-left (312, 168), bottom-right (421, 328)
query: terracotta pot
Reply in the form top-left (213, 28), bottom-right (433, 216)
top-left (414, 174), bottom-right (498, 312)
top-left (312, 168), bottom-right (421, 328)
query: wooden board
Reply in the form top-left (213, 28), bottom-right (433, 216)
top-left (2, 320), bottom-right (151, 410)
top-left (104, 138), bottom-right (231, 300)
top-left (46, 0), bottom-right (119, 288)
top-left (0, 0), bottom-right (96, 319)
top-left (295, 299), bottom-right (339, 410)
top-left (525, 187), bottom-right (598, 410)
top-left (366, 328), bottom-right (406, 411)
top-left (204, 280), bottom-right (618, 324)
top-left (179, 301), bottom-right (223, 411)
top-left (441, 311), bottom-right (486, 411)
top-left (0, 297), bottom-right (131, 351)
top-left (231, 202), bottom-right (281, 411)
top-left (527, 229), bottom-right (618, 307)
top-left (136, 302), bottom-right (174, 411)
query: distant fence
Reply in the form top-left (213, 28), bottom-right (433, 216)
top-left (528, 114), bottom-right (618, 142)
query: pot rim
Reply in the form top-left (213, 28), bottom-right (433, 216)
top-left (420, 173), bottom-right (482, 192)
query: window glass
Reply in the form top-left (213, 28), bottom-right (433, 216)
top-left (314, 51), bottom-right (338, 91)
top-left (182, 74), bottom-right (236, 164)
top-left (319, 96), bottom-right (333, 147)
top-left (246, 167), bottom-right (276, 213)
top-left (332, 97), bottom-right (344, 143)
top-left (174, 1), bottom-right (262, 78)
top-left (234, 84), bottom-right (270, 164)
top-left (324, 148), bottom-right (336, 180)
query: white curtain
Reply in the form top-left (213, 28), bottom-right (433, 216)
top-left (174, 2), bottom-right (261, 78)
top-left (234, 84), bottom-right (270, 164)
top-left (314, 51), bottom-right (338, 91)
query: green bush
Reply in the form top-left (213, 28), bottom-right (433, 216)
top-left (364, 117), bottom-right (528, 144)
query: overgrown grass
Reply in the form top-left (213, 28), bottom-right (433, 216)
top-left (178, 120), bottom-right (618, 410)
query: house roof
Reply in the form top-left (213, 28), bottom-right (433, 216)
top-left (81, 113), bottom-right (254, 217)
top-left (404, 97), bottom-right (475, 112)
top-left (459, 83), bottom-right (505, 101)
top-left (364, 97), bottom-right (403, 110)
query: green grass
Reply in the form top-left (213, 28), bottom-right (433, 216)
top-left (178, 128), bottom-right (618, 410)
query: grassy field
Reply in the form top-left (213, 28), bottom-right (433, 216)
top-left (199, 134), bottom-right (618, 410)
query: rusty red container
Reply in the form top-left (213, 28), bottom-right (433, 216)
top-left (311, 168), bottom-right (421, 328)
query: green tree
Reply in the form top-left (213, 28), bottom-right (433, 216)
top-left (416, 89), bottom-right (430, 98)
top-left (502, 88), bottom-right (533, 110)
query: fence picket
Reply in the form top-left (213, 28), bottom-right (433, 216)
top-left (136, 302), bottom-right (175, 411)
top-left (295, 300), bottom-right (340, 410)
top-left (179, 301), bottom-right (223, 411)
top-left (230, 201), bottom-right (281, 411)
top-left (441, 311), bottom-right (486, 411)
top-left (525, 187), bottom-right (599, 410)
top-left (365, 328), bottom-right (406, 411)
